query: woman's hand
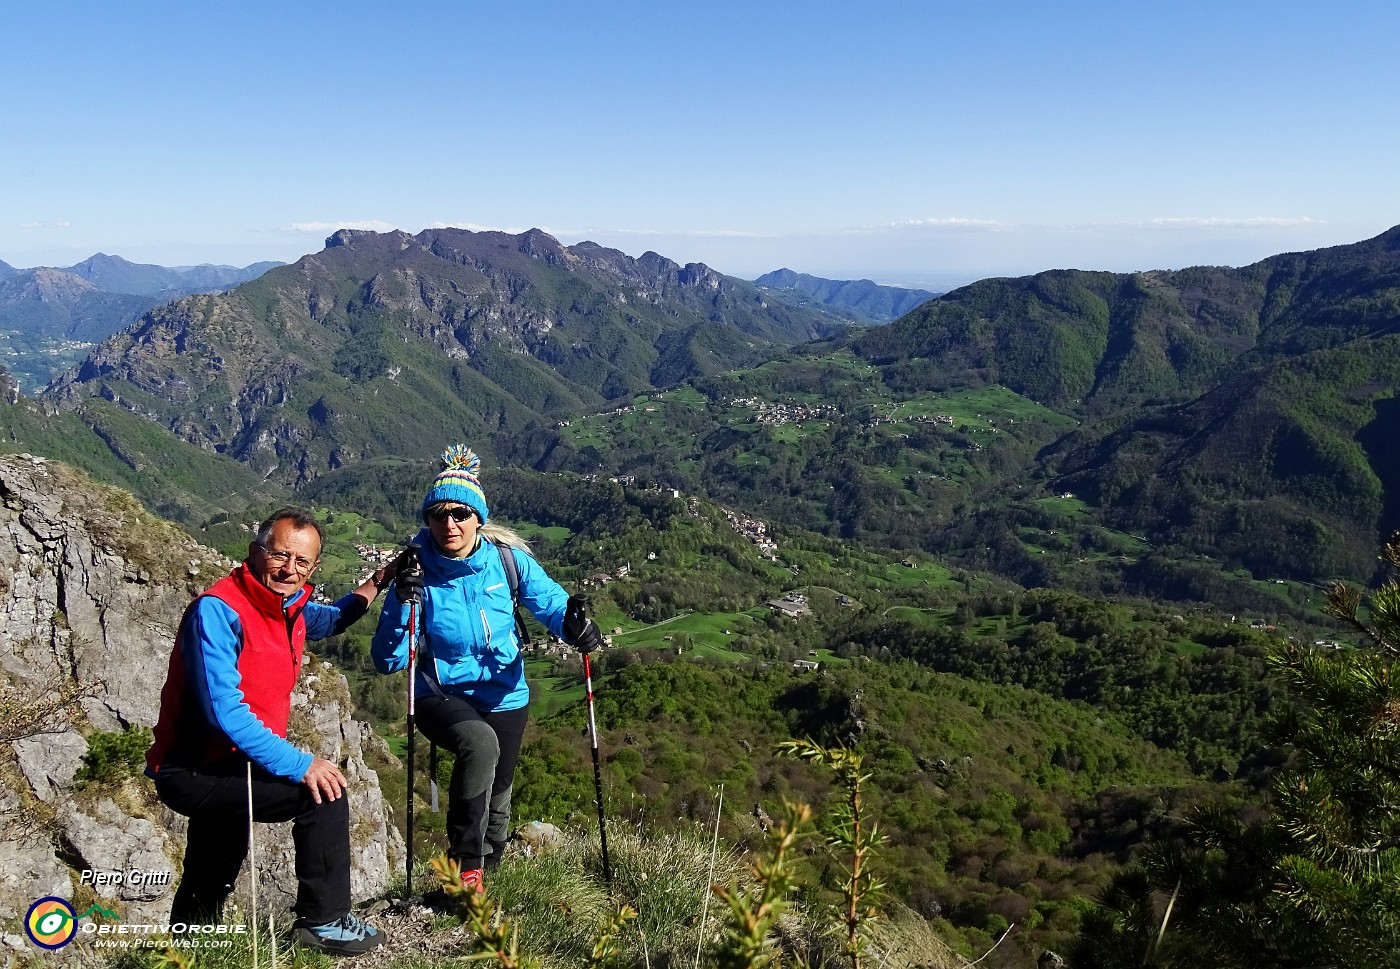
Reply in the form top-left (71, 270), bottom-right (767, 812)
top-left (564, 594), bottom-right (604, 653)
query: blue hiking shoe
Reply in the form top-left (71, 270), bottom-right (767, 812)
top-left (294, 911), bottom-right (386, 956)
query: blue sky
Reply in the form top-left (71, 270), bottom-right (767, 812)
top-left (4, 0), bottom-right (1397, 288)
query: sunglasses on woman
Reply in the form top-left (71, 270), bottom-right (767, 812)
top-left (429, 507), bottom-right (477, 524)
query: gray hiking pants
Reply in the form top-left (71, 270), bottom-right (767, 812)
top-left (415, 694), bottom-right (528, 872)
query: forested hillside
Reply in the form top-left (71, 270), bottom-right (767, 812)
top-left (287, 467), bottom-right (1283, 965)
top-left (847, 228), bottom-right (1400, 582)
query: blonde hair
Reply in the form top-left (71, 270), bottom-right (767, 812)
top-left (480, 520), bottom-right (531, 554)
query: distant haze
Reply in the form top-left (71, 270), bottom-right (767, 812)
top-left (5, 219), bottom-right (1382, 296)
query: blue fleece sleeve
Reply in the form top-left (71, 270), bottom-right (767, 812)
top-left (371, 587), bottom-right (412, 674)
top-left (182, 598), bottom-right (314, 782)
top-left (301, 591), bottom-right (370, 641)
top-left (514, 550), bottom-right (571, 638)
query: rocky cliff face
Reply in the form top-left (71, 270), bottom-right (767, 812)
top-left (42, 227), bottom-right (844, 487)
top-left (0, 364), bottom-right (17, 405)
top-left (0, 453), bottom-right (401, 945)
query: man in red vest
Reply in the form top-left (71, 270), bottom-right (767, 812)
top-left (147, 509), bottom-right (401, 956)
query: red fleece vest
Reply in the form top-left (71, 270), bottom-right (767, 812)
top-left (148, 564), bottom-right (308, 769)
top-left (204, 565), bottom-right (308, 738)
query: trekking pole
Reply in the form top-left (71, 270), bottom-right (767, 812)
top-left (406, 593), bottom-right (418, 895)
top-left (247, 762), bottom-right (258, 969)
top-left (582, 651), bottom-right (612, 885)
top-left (400, 543), bottom-right (423, 897)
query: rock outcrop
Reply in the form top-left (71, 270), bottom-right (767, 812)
top-left (0, 453), bottom-right (402, 935)
top-left (0, 363), bottom-right (19, 405)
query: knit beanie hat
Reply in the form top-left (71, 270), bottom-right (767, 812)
top-left (421, 445), bottom-right (489, 523)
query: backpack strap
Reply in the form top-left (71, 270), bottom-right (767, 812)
top-left (493, 540), bottom-right (532, 646)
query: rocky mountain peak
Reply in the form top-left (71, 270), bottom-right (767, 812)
top-left (517, 227), bottom-right (571, 266)
top-left (23, 266), bottom-right (102, 301)
top-left (324, 227), bottom-right (418, 252)
top-left (67, 252), bottom-right (128, 273)
top-left (637, 250), bottom-right (681, 276)
top-left (756, 268), bottom-right (801, 288)
top-left (40, 225), bottom-right (843, 485)
top-left (679, 261), bottom-right (724, 291)
top-left (634, 251), bottom-right (725, 293)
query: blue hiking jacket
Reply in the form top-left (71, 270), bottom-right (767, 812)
top-left (371, 530), bottom-right (570, 711)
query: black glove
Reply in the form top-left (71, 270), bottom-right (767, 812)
top-left (395, 554), bottom-right (425, 605)
top-left (563, 594), bottom-right (603, 654)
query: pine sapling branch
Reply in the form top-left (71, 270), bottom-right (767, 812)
top-left (775, 739), bottom-right (886, 969)
top-left (711, 801), bottom-right (811, 969)
top-left (429, 852), bottom-right (636, 968)
top-left (587, 905), bottom-right (639, 969)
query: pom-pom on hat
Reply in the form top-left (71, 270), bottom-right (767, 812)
top-left (422, 445), bottom-right (489, 523)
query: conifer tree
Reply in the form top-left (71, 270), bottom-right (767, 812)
top-left (1073, 533), bottom-right (1400, 968)
top-left (1266, 530), bottom-right (1400, 963)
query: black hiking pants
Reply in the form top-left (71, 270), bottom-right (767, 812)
top-left (415, 694), bottom-right (529, 872)
top-left (154, 761), bottom-right (351, 926)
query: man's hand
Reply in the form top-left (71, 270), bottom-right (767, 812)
top-left (362, 547), bottom-right (422, 603)
top-left (383, 546), bottom-right (418, 585)
top-left (563, 594), bottom-right (604, 654)
top-left (301, 757), bottom-right (348, 804)
top-left (395, 557), bottom-right (426, 604)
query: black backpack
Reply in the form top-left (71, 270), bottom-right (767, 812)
top-left (493, 540), bottom-right (532, 646)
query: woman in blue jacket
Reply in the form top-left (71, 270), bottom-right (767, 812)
top-left (372, 446), bottom-right (602, 892)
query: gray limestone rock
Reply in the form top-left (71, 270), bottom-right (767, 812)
top-left (13, 732), bottom-right (87, 803)
top-left (0, 454), bottom-right (400, 926)
top-left (0, 839), bottom-right (71, 921)
top-left (61, 799), bottom-right (175, 907)
top-left (515, 820), bottom-right (563, 853)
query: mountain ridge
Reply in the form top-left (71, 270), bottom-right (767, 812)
top-left (41, 226), bottom-right (848, 483)
top-left (754, 267), bottom-right (941, 323)
top-left (43, 251), bottom-right (281, 296)
top-left (8, 224), bottom-right (1399, 602)
top-left (0, 254), bottom-right (283, 390)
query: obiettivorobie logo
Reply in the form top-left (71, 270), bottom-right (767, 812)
top-left (23, 895), bottom-right (248, 952)
top-left (24, 897), bottom-right (119, 950)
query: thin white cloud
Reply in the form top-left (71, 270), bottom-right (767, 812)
top-left (1149, 216), bottom-right (1324, 228)
top-left (20, 220), bottom-right (72, 229)
top-left (875, 217), bottom-right (1004, 230)
top-left (867, 216), bottom-right (1324, 234)
top-left (287, 219), bottom-right (547, 236)
top-left (546, 226), bottom-right (775, 240)
top-left (451, 221), bottom-right (527, 233)
top-left (288, 220), bottom-right (401, 234)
